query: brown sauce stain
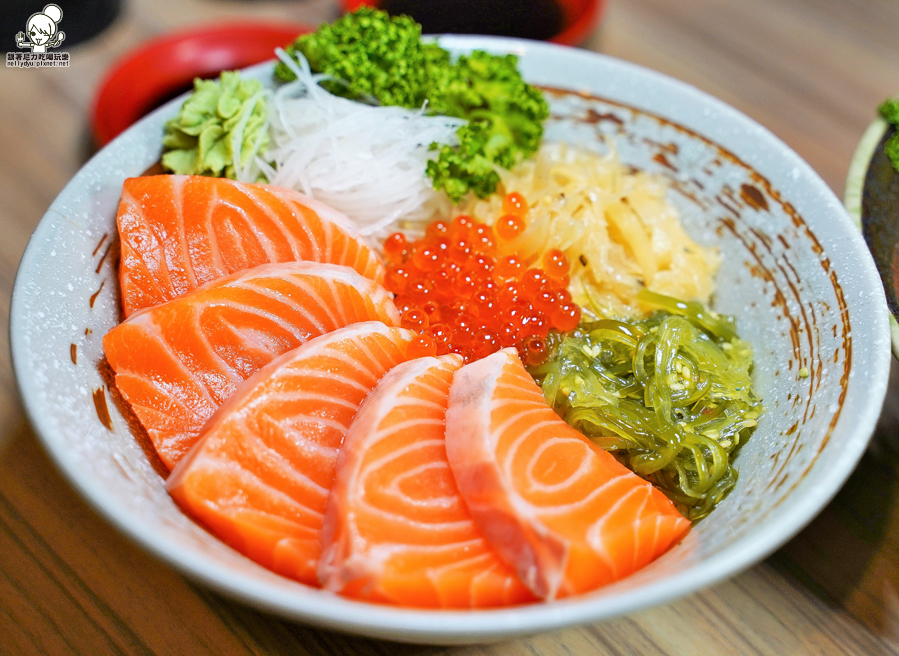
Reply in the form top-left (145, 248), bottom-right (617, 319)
top-left (652, 152), bottom-right (677, 172)
top-left (89, 280), bottom-right (105, 308)
top-left (85, 327), bottom-right (92, 336)
top-left (716, 195), bottom-right (741, 219)
top-left (722, 185), bottom-right (741, 206)
top-left (582, 108), bottom-right (624, 126)
top-left (670, 182), bottom-right (707, 209)
top-left (776, 234), bottom-right (791, 251)
top-left (95, 241), bottom-right (114, 274)
top-left (92, 387), bottom-right (113, 431)
top-left (98, 358), bottom-right (169, 479)
top-left (718, 213), bottom-right (824, 495)
top-left (70, 343), bottom-right (77, 365)
top-left (740, 183), bottom-right (769, 211)
top-left (805, 282), bottom-right (824, 394)
top-left (819, 279), bottom-right (850, 438)
top-left (771, 253), bottom-right (819, 400)
top-left (720, 217), bottom-right (804, 364)
top-left (777, 272), bottom-right (822, 416)
top-left (638, 135), bottom-right (679, 155)
top-left (773, 472), bottom-right (790, 494)
top-left (747, 263), bottom-right (765, 279)
top-left (749, 227), bottom-right (773, 250)
top-left (92, 233), bottom-right (108, 257)
top-left (776, 271), bottom-right (852, 505)
top-left (785, 422), bottom-right (799, 435)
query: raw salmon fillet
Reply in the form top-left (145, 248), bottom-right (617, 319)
top-left (319, 355), bottom-right (536, 608)
top-left (103, 262), bottom-right (399, 470)
top-left (117, 175), bottom-right (385, 317)
top-left (166, 322), bottom-right (423, 586)
top-left (444, 348), bottom-right (691, 600)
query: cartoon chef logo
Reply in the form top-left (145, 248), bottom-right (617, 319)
top-left (16, 4), bottom-right (66, 53)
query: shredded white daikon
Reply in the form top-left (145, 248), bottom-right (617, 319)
top-left (253, 50), bottom-right (465, 236)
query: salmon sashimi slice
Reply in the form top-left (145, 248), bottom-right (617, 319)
top-left (444, 348), bottom-right (691, 600)
top-left (166, 322), bottom-right (425, 586)
top-left (117, 175), bottom-right (385, 317)
top-left (319, 355), bottom-right (537, 608)
top-left (103, 262), bottom-right (399, 470)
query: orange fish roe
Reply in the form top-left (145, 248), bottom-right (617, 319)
top-left (383, 194), bottom-right (581, 365)
top-left (502, 191), bottom-right (528, 216)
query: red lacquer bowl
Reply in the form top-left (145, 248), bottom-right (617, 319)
top-left (91, 22), bottom-right (310, 146)
top-left (342, 0), bottom-right (604, 46)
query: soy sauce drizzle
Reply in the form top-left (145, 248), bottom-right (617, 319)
top-left (93, 387), bottom-right (113, 431)
top-left (92, 233), bottom-right (108, 257)
top-left (89, 280), bottom-right (105, 308)
top-left (95, 241), bottom-right (113, 274)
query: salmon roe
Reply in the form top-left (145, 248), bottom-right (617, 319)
top-left (502, 191), bottom-right (529, 216)
top-left (496, 214), bottom-right (526, 241)
top-left (383, 199), bottom-right (581, 365)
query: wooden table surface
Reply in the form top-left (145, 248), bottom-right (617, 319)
top-left (3, 0), bottom-right (899, 654)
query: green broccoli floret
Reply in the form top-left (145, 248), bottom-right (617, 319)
top-left (879, 98), bottom-right (899, 173)
top-left (274, 8), bottom-right (448, 109)
top-left (426, 51), bottom-right (549, 199)
top-left (426, 121), bottom-right (501, 201)
top-left (275, 9), bottom-right (549, 203)
top-left (879, 98), bottom-right (899, 125)
top-left (885, 134), bottom-right (899, 173)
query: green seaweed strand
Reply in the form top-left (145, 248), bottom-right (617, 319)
top-left (531, 291), bottom-right (762, 521)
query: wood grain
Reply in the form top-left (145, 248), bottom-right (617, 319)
top-left (2, 0), bottom-right (899, 653)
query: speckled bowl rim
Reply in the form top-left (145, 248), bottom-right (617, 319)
top-left (10, 36), bottom-right (892, 644)
top-left (843, 115), bottom-right (899, 358)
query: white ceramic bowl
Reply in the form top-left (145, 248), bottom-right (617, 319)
top-left (10, 36), bottom-right (892, 644)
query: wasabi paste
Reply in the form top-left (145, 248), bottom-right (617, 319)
top-left (161, 71), bottom-right (269, 180)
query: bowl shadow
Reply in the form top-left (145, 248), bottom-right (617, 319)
top-left (768, 357), bottom-right (899, 638)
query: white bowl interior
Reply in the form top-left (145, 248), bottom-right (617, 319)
top-left (9, 37), bottom-right (892, 644)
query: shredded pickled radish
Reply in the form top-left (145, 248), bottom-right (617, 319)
top-left (256, 50), bottom-right (465, 236)
top-left (458, 143), bottom-right (720, 319)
